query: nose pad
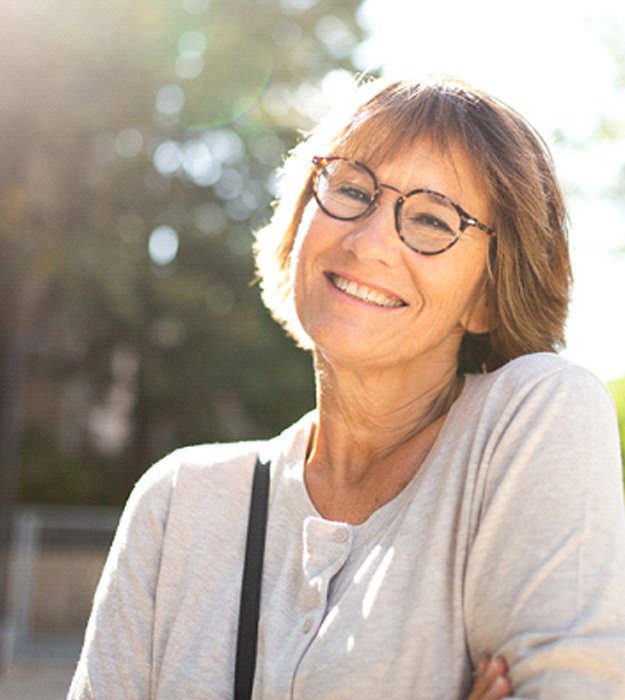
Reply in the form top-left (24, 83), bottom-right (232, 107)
top-left (341, 202), bottom-right (402, 265)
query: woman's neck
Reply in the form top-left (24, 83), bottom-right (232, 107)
top-left (304, 353), bottom-right (463, 523)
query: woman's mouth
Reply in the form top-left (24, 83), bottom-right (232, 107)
top-left (327, 273), bottom-right (407, 308)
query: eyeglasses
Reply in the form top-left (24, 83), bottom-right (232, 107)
top-left (311, 156), bottom-right (495, 255)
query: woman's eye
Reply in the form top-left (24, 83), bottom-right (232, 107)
top-left (336, 184), bottom-right (371, 204)
top-left (412, 214), bottom-right (453, 233)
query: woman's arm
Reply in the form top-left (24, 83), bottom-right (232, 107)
top-left (465, 364), bottom-right (625, 697)
top-left (67, 458), bottom-right (174, 699)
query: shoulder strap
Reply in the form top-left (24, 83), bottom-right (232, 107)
top-left (234, 455), bottom-right (270, 700)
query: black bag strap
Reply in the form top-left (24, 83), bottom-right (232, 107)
top-left (234, 455), bottom-right (270, 700)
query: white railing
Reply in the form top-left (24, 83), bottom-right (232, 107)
top-left (2, 505), bottom-right (120, 668)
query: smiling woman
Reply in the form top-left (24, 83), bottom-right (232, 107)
top-left (69, 76), bottom-right (625, 699)
top-left (256, 76), bottom-right (571, 375)
top-left (290, 139), bottom-right (493, 380)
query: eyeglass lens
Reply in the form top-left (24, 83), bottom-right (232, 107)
top-left (314, 159), bottom-right (461, 254)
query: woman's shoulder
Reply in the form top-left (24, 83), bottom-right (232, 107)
top-left (134, 439), bottom-right (261, 498)
top-left (466, 352), bottom-right (611, 404)
top-left (456, 352), bottom-right (621, 481)
top-left (115, 441), bottom-right (262, 535)
top-left (458, 353), bottom-right (618, 447)
top-left (458, 353), bottom-right (622, 513)
top-left (160, 440), bottom-right (263, 482)
top-left (128, 411), bottom-right (314, 510)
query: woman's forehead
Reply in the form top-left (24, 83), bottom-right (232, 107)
top-left (333, 116), bottom-right (457, 166)
top-left (335, 131), bottom-right (477, 182)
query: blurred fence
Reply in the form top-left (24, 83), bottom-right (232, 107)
top-left (3, 505), bottom-right (119, 670)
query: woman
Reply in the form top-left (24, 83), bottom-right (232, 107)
top-left (68, 76), bottom-right (625, 698)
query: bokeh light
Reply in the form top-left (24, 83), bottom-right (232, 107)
top-left (148, 225), bottom-right (180, 265)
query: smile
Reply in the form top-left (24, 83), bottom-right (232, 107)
top-left (327, 273), bottom-right (407, 308)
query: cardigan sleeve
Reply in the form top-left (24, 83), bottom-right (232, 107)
top-left (464, 363), bottom-right (625, 698)
top-left (67, 455), bottom-right (176, 700)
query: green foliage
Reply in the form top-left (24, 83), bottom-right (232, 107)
top-left (608, 377), bottom-right (625, 485)
top-left (0, 0), bottom-right (366, 504)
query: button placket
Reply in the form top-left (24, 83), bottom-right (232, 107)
top-left (298, 518), bottom-right (354, 647)
top-left (302, 518), bottom-right (354, 585)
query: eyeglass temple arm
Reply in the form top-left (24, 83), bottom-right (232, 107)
top-left (472, 220), bottom-right (496, 235)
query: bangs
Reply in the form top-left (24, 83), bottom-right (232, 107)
top-left (328, 82), bottom-right (477, 170)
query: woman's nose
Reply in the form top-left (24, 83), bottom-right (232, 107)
top-left (340, 201), bottom-right (402, 266)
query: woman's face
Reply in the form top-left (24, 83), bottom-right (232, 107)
top-left (290, 137), bottom-right (493, 375)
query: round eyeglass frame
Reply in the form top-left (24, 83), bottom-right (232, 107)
top-left (311, 155), bottom-right (496, 256)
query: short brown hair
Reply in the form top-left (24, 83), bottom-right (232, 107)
top-left (254, 75), bottom-right (572, 373)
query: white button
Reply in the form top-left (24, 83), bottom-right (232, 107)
top-left (332, 528), bottom-right (349, 543)
top-left (302, 618), bottom-right (314, 634)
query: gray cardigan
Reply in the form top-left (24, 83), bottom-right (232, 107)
top-left (68, 353), bottom-right (625, 699)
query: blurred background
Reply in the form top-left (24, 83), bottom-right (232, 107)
top-left (1, 0), bottom-right (624, 696)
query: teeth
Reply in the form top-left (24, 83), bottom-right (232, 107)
top-left (329, 274), bottom-right (405, 308)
